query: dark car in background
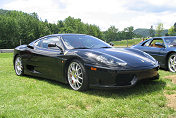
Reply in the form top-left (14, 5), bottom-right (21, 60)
top-left (14, 34), bottom-right (159, 91)
top-left (132, 36), bottom-right (176, 72)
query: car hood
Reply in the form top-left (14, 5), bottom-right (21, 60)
top-left (68, 47), bottom-right (157, 68)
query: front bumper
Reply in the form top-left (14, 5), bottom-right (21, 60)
top-left (85, 65), bottom-right (159, 88)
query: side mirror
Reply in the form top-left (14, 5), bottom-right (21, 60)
top-left (48, 43), bottom-right (56, 47)
top-left (48, 43), bottom-right (64, 53)
top-left (27, 45), bottom-right (34, 49)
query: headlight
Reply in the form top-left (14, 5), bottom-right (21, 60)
top-left (96, 55), bottom-right (127, 66)
top-left (85, 52), bottom-right (127, 67)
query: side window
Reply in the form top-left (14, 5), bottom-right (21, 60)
top-left (149, 38), bottom-right (164, 48)
top-left (42, 38), bottom-right (49, 48)
top-left (34, 38), bottom-right (48, 48)
top-left (142, 40), bottom-right (152, 47)
top-left (36, 40), bottom-right (42, 47)
top-left (35, 36), bottom-right (63, 50)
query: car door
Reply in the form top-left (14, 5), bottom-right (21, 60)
top-left (138, 38), bottom-right (167, 64)
top-left (30, 36), bottom-right (64, 81)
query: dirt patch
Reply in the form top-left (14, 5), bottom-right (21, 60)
top-left (164, 92), bottom-right (176, 110)
top-left (164, 75), bottom-right (176, 110)
top-left (165, 75), bottom-right (176, 84)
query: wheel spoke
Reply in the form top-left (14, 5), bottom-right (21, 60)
top-left (17, 66), bottom-right (21, 71)
top-left (75, 64), bottom-right (78, 71)
top-left (71, 64), bottom-right (74, 71)
top-left (74, 82), bottom-right (77, 88)
top-left (75, 82), bottom-right (79, 87)
top-left (170, 58), bottom-right (173, 63)
top-left (76, 64), bottom-right (81, 71)
top-left (173, 56), bottom-right (176, 62)
top-left (171, 57), bottom-right (176, 69)
top-left (172, 67), bottom-right (176, 72)
top-left (77, 80), bottom-right (82, 85)
top-left (172, 63), bottom-right (176, 69)
top-left (76, 68), bottom-right (81, 74)
top-left (172, 64), bottom-right (175, 69)
top-left (77, 72), bottom-right (82, 76)
top-left (73, 63), bottom-right (76, 71)
top-left (169, 61), bottom-right (172, 65)
top-left (77, 76), bottom-right (83, 80)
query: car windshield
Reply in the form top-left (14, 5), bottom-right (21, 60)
top-left (62, 35), bottom-right (111, 49)
top-left (164, 37), bottom-right (176, 47)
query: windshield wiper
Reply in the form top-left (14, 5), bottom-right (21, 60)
top-left (74, 47), bottom-right (90, 49)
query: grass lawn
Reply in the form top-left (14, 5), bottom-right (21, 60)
top-left (112, 38), bottom-right (143, 47)
top-left (0, 53), bottom-right (176, 118)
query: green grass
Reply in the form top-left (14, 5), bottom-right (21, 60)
top-left (112, 38), bottom-right (143, 47)
top-left (0, 53), bottom-right (176, 118)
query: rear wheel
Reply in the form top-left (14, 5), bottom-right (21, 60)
top-left (168, 53), bottom-right (176, 72)
top-left (15, 56), bottom-right (24, 76)
top-left (67, 60), bottom-right (88, 91)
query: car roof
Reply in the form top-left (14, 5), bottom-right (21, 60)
top-left (29, 34), bottom-right (89, 46)
top-left (152, 36), bottom-right (176, 39)
top-left (46, 34), bottom-right (87, 37)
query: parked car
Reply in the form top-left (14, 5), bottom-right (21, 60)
top-left (132, 36), bottom-right (176, 72)
top-left (14, 34), bottom-right (159, 91)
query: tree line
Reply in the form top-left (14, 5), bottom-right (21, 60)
top-left (0, 9), bottom-right (176, 49)
top-left (0, 9), bottom-right (139, 49)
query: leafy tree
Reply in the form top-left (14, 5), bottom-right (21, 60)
top-left (174, 22), bottom-right (176, 32)
top-left (123, 26), bottom-right (134, 39)
top-left (0, 9), bottom-right (53, 48)
top-left (168, 26), bottom-right (176, 36)
top-left (86, 24), bottom-right (103, 39)
top-left (0, 15), bottom-right (19, 48)
top-left (155, 23), bottom-right (164, 37)
top-left (104, 26), bottom-right (118, 42)
top-left (0, 10), bottom-right (106, 49)
top-left (0, 9), bottom-right (140, 49)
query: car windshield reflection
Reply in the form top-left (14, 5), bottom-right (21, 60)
top-left (62, 35), bottom-right (111, 49)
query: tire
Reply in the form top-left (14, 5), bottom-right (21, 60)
top-left (168, 53), bottom-right (176, 72)
top-left (14, 56), bottom-right (24, 76)
top-left (67, 59), bottom-right (88, 91)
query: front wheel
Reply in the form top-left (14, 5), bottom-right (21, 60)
top-left (168, 53), bottom-right (176, 72)
top-left (14, 56), bottom-right (24, 76)
top-left (67, 60), bottom-right (88, 91)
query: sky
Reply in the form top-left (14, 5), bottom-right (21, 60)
top-left (1, 0), bottom-right (176, 31)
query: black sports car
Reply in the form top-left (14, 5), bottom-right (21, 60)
top-left (14, 34), bottom-right (159, 91)
top-left (132, 36), bottom-right (176, 72)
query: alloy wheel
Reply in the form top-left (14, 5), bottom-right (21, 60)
top-left (15, 56), bottom-right (23, 75)
top-left (168, 54), bottom-right (176, 72)
top-left (67, 61), bottom-right (84, 90)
